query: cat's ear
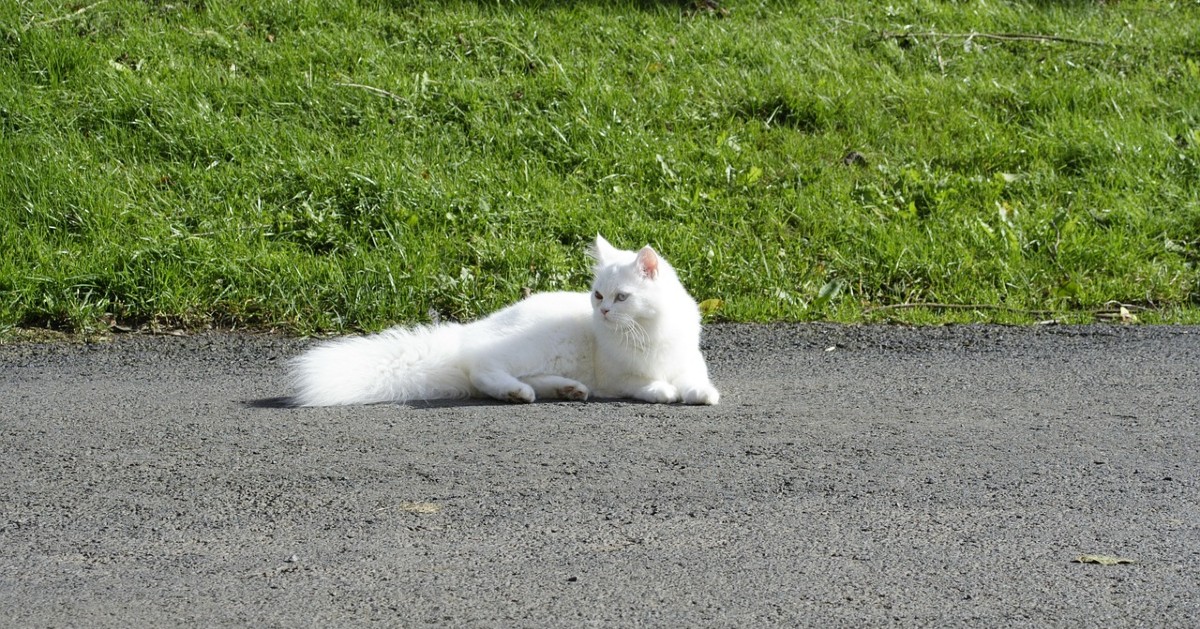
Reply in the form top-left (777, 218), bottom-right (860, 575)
top-left (635, 246), bottom-right (659, 280)
top-left (590, 234), bottom-right (617, 263)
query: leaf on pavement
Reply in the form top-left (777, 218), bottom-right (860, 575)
top-left (398, 501), bottom-right (442, 514)
top-left (1074, 554), bottom-right (1134, 566)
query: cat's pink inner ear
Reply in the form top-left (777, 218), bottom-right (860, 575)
top-left (636, 246), bottom-right (659, 279)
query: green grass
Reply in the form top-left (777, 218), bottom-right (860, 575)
top-left (2, 0), bottom-right (1199, 335)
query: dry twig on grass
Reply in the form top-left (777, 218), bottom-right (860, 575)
top-left (880, 30), bottom-right (1111, 48)
top-left (24, 0), bottom-right (112, 31)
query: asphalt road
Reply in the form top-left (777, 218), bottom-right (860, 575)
top-left (2, 324), bottom-right (1198, 627)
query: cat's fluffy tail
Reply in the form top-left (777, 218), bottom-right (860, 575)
top-left (289, 324), bottom-right (472, 406)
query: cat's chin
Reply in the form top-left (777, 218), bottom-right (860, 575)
top-left (592, 314), bottom-right (619, 329)
top-left (594, 319), bottom-right (641, 337)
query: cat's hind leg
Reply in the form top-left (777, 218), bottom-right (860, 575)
top-left (521, 375), bottom-right (590, 401)
top-left (470, 369), bottom-right (536, 403)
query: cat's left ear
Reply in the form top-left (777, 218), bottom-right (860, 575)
top-left (635, 246), bottom-right (659, 280)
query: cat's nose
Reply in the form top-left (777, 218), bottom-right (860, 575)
top-left (600, 307), bottom-right (610, 316)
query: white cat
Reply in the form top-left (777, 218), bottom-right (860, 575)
top-left (289, 235), bottom-right (720, 406)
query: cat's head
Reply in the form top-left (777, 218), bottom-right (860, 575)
top-left (587, 235), bottom-right (677, 328)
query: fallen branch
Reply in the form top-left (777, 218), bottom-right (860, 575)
top-left (863, 302), bottom-right (1056, 316)
top-left (333, 82), bottom-right (406, 104)
top-left (862, 301), bottom-right (1149, 318)
top-left (880, 30), bottom-right (1111, 48)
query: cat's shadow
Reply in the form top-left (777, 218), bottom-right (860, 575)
top-left (241, 396), bottom-right (648, 410)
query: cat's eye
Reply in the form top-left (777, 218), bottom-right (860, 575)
top-left (615, 292), bottom-right (628, 302)
top-left (593, 291), bottom-right (602, 300)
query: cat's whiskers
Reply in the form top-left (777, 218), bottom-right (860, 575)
top-left (610, 313), bottom-right (648, 352)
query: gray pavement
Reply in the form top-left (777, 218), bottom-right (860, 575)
top-left (1, 324), bottom-right (1198, 627)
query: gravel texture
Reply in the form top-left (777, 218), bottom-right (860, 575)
top-left (2, 324), bottom-right (1198, 627)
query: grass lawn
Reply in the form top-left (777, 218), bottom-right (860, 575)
top-left (2, 0), bottom-right (1199, 335)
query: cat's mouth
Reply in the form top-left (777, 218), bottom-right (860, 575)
top-left (597, 311), bottom-right (621, 324)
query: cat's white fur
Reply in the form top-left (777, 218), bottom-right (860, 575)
top-left (289, 235), bottom-right (719, 406)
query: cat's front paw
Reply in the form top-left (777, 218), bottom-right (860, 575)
top-left (636, 381), bottom-right (679, 404)
top-left (506, 384), bottom-right (536, 404)
top-left (681, 385), bottom-right (720, 406)
top-left (558, 383), bottom-right (590, 401)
